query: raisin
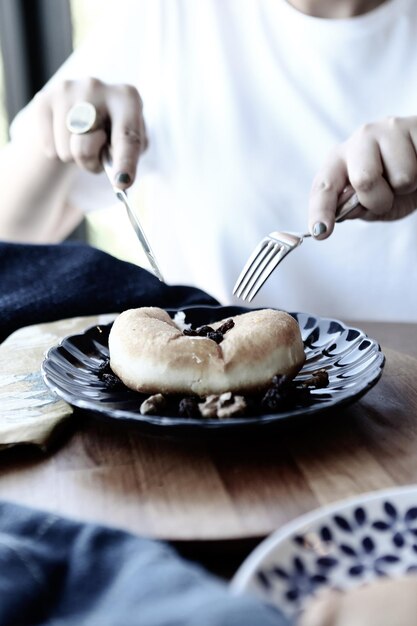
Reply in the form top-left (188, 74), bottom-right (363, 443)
top-left (292, 387), bottom-right (312, 405)
top-left (184, 319), bottom-right (234, 344)
top-left (178, 397), bottom-right (200, 418)
top-left (196, 325), bottom-right (214, 336)
top-left (301, 368), bottom-right (329, 389)
top-left (261, 386), bottom-right (288, 411)
top-left (216, 319), bottom-right (235, 334)
top-left (97, 358), bottom-right (124, 389)
top-left (271, 374), bottom-right (291, 391)
top-left (101, 372), bottom-right (125, 390)
top-left (97, 358), bottom-right (111, 375)
top-left (206, 331), bottom-right (223, 344)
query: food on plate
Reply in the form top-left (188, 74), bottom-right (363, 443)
top-left (108, 306), bottom-right (306, 397)
top-left (298, 575), bottom-right (417, 626)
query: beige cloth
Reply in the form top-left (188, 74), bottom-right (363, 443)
top-left (298, 575), bottom-right (417, 626)
top-left (0, 315), bottom-right (115, 449)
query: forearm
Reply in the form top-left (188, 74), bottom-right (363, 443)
top-left (0, 138), bottom-right (81, 243)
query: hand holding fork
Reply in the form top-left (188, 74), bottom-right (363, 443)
top-left (233, 192), bottom-right (360, 303)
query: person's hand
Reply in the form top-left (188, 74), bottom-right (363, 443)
top-left (297, 576), bottom-right (417, 626)
top-left (33, 77), bottom-right (148, 189)
top-left (308, 116), bottom-right (417, 239)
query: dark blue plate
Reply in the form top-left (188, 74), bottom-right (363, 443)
top-left (41, 306), bottom-right (385, 433)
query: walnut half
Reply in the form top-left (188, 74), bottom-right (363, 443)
top-left (199, 392), bottom-right (246, 419)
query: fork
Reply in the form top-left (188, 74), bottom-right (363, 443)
top-left (233, 192), bottom-right (360, 302)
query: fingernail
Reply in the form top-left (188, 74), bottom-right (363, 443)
top-left (313, 222), bottom-right (327, 237)
top-left (116, 172), bottom-right (131, 185)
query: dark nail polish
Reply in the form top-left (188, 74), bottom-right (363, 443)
top-left (116, 172), bottom-right (131, 185)
top-left (313, 222), bottom-right (327, 237)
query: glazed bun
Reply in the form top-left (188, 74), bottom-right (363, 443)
top-left (108, 307), bottom-right (305, 396)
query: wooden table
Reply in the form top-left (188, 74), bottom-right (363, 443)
top-left (1, 318), bottom-right (417, 578)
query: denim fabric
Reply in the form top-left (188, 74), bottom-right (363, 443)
top-left (0, 501), bottom-right (290, 626)
top-left (0, 241), bottom-right (219, 343)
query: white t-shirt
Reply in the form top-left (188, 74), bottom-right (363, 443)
top-left (13, 0), bottom-right (417, 321)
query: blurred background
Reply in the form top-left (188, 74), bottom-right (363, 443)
top-left (0, 0), bottom-right (104, 146)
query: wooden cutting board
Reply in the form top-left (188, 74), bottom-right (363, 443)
top-left (1, 317), bottom-right (417, 543)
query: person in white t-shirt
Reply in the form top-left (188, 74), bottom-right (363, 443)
top-left (1, 0), bottom-right (417, 322)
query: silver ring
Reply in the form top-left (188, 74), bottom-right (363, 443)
top-left (66, 101), bottom-right (98, 134)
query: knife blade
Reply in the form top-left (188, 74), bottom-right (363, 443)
top-left (101, 148), bottom-right (164, 282)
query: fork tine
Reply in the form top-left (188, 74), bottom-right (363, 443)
top-left (239, 241), bottom-right (282, 301)
top-left (243, 244), bottom-right (290, 302)
top-left (233, 238), bottom-right (275, 298)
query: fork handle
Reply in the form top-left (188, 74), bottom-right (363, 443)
top-left (335, 191), bottom-right (360, 222)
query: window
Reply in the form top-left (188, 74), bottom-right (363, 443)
top-left (0, 0), bottom-right (73, 144)
top-left (0, 0), bottom-right (113, 148)
top-left (0, 53), bottom-right (7, 146)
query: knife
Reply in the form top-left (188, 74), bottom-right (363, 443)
top-left (101, 147), bottom-right (164, 282)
